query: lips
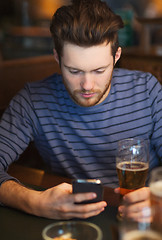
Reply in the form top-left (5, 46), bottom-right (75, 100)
top-left (80, 93), bottom-right (96, 98)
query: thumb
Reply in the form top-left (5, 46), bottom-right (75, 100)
top-left (114, 187), bottom-right (120, 193)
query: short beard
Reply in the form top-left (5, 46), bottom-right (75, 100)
top-left (63, 79), bottom-right (112, 107)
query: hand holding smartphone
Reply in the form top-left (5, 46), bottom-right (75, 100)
top-left (72, 179), bottom-right (103, 204)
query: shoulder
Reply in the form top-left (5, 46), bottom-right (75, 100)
top-left (25, 73), bottom-right (63, 90)
top-left (10, 73), bottom-right (63, 106)
top-left (112, 68), bottom-right (161, 89)
top-left (110, 68), bottom-right (162, 104)
top-left (17, 73), bottom-right (65, 98)
top-left (113, 68), bottom-right (152, 81)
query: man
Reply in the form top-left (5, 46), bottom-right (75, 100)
top-left (0, 0), bottom-right (161, 220)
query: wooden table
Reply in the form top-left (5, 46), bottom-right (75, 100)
top-left (7, 164), bottom-right (120, 207)
top-left (0, 164), bottom-right (120, 240)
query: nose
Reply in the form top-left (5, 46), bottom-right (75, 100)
top-left (80, 73), bottom-right (94, 91)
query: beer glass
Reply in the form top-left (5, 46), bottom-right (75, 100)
top-left (119, 213), bottom-right (162, 240)
top-left (149, 167), bottom-right (162, 233)
top-left (116, 138), bottom-right (149, 196)
top-left (119, 199), bottom-right (162, 240)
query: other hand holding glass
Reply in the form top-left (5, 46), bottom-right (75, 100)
top-left (116, 138), bottom-right (149, 220)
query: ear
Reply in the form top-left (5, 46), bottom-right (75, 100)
top-left (114, 47), bottom-right (122, 65)
top-left (53, 49), bottom-right (60, 64)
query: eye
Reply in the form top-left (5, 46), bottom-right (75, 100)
top-left (69, 69), bottom-right (81, 75)
top-left (95, 69), bottom-right (105, 74)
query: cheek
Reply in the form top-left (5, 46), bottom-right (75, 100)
top-left (63, 75), bottom-right (80, 91)
top-left (97, 75), bottom-right (110, 88)
top-left (67, 77), bottom-right (79, 87)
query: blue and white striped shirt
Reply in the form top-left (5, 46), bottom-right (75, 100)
top-left (0, 68), bottom-right (162, 187)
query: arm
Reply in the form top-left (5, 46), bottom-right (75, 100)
top-left (0, 86), bottom-right (107, 219)
top-left (0, 88), bottom-right (37, 185)
top-left (116, 76), bottom-right (162, 222)
top-left (0, 180), bottom-right (107, 219)
top-left (148, 75), bottom-right (162, 163)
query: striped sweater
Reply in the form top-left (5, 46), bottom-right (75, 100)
top-left (0, 68), bottom-right (162, 187)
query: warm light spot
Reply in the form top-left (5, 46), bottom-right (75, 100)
top-left (33, 0), bottom-right (71, 20)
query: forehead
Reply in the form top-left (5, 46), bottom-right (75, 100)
top-left (61, 41), bottom-right (113, 70)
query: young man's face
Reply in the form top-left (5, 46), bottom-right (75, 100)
top-left (54, 41), bottom-right (121, 107)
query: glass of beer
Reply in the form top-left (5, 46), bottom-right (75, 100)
top-left (149, 167), bottom-right (162, 233)
top-left (120, 217), bottom-right (162, 240)
top-left (116, 138), bottom-right (149, 196)
top-left (119, 200), bottom-right (162, 240)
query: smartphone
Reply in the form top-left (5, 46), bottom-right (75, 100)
top-left (72, 179), bottom-right (103, 204)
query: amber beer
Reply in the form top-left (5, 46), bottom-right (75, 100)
top-left (116, 161), bottom-right (149, 195)
top-left (122, 230), bottom-right (162, 240)
top-left (150, 180), bottom-right (162, 231)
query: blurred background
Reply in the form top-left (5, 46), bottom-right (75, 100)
top-left (0, 0), bottom-right (161, 60)
top-left (0, 0), bottom-right (71, 60)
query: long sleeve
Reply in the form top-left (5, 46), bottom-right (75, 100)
top-left (148, 74), bottom-right (162, 165)
top-left (0, 87), bottom-right (38, 185)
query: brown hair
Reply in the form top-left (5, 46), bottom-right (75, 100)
top-left (50, 0), bottom-right (124, 59)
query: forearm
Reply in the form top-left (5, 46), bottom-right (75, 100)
top-left (0, 180), bottom-right (107, 220)
top-left (0, 180), bottom-right (41, 216)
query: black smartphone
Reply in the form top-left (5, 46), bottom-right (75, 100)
top-left (72, 179), bottom-right (103, 204)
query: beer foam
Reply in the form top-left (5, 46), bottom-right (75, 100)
top-left (123, 230), bottom-right (162, 240)
top-left (117, 161), bottom-right (148, 171)
top-left (150, 180), bottom-right (162, 197)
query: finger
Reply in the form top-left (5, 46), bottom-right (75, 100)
top-left (64, 202), bottom-right (107, 219)
top-left (127, 200), bottom-right (150, 214)
top-left (54, 192), bottom-right (107, 213)
top-left (72, 192), bottom-right (97, 203)
top-left (119, 200), bottom-right (150, 214)
top-left (56, 200), bottom-right (107, 219)
top-left (72, 200), bottom-right (107, 212)
top-left (123, 187), bottom-right (150, 203)
top-left (66, 207), bottom-right (105, 219)
top-left (114, 187), bottom-right (120, 193)
top-left (66, 199), bottom-right (107, 217)
top-left (124, 208), bottom-right (152, 223)
top-left (125, 211), bottom-right (152, 223)
top-left (119, 200), bottom-right (151, 222)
